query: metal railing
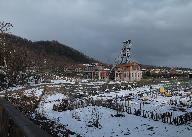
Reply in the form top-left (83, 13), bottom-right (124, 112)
top-left (0, 98), bottom-right (52, 137)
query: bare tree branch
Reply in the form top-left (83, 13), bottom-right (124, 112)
top-left (0, 21), bottom-right (13, 33)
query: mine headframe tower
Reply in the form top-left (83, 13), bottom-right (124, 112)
top-left (109, 40), bottom-right (132, 80)
top-left (120, 40), bottom-right (132, 64)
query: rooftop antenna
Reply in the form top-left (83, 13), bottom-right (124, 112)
top-left (120, 40), bottom-right (132, 64)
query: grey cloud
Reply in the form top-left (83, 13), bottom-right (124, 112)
top-left (0, 0), bottom-right (192, 68)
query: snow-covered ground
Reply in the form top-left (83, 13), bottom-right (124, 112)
top-left (6, 78), bottom-right (192, 137)
top-left (34, 83), bottom-right (192, 137)
top-left (92, 85), bottom-right (192, 117)
top-left (37, 104), bottom-right (192, 137)
top-left (23, 87), bottom-right (44, 98)
top-left (7, 86), bottom-right (25, 91)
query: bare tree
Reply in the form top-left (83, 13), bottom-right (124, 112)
top-left (0, 21), bottom-right (34, 86)
top-left (0, 21), bottom-right (13, 88)
top-left (0, 22), bottom-right (13, 33)
top-left (0, 21), bottom-right (13, 67)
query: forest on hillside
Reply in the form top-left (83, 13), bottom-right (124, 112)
top-left (0, 22), bottom-right (97, 88)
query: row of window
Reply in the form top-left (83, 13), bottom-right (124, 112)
top-left (116, 72), bottom-right (142, 79)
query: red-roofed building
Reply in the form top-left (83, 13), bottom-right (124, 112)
top-left (83, 63), bottom-right (110, 80)
top-left (115, 62), bottom-right (142, 81)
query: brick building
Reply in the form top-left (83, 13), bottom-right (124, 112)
top-left (115, 62), bottom-right (142, 81)
top-left (83, 63), bottom-right (110, 80)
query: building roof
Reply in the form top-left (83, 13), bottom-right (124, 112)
top-left (114, 61), bottom-right (141, 72)
top-left (115, 61), bottom-right (140, 68)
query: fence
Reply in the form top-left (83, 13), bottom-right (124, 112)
top-left (53, 98), bottom-right (192, 126)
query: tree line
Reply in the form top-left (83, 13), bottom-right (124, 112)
top-left (0, 21), bottom-right (97, 89)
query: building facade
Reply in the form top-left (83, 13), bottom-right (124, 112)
top-left (115, 62), bottom-right (142, 81)
top-left (83, 63), bottom-right (110, 80)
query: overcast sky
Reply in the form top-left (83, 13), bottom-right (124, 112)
top-left (0, 0), bottom-right (192, 68)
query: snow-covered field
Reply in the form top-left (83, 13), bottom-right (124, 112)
top-left (37, 106), bottom-right (192, 137)
top-left (6, 78), bottom-right (192, 137)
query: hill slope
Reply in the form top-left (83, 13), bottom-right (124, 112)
top-left (32, 40), bottom-right (95, 64)
top-left (3, 34), bottom-right (97, 65)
